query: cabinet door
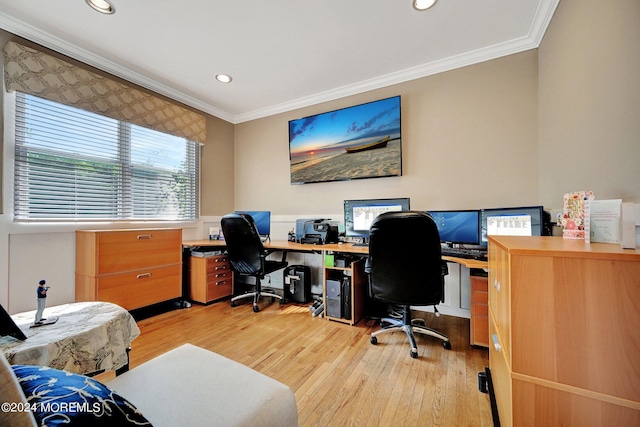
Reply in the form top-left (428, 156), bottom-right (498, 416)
top-left (488, 242), bottom-right (511, 361)
top-left (97, 229), bottom-right (182, 274)
top-left (97, 264), bottom-right (182, 310)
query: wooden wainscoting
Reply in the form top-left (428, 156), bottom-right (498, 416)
top-left (99, 301), bottom-right (492, 426)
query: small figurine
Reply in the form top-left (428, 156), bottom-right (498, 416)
top-left (35, 279), bottom-right (49, 324)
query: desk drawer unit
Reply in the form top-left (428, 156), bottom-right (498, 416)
top-left (76, 228), bottom-right (182, 311)
top-left (470, 275), bottom-right (489, 347)
top-left (189, 255), bottom-right (233, 304)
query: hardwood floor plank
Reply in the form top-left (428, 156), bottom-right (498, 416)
top-left (99, 300), bottom-right (491, 426)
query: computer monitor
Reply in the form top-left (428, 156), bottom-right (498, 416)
top-left (480, 205), bottom-right (545, 246)
top-left (344, 198), bottom-right (410, 243)
top-left (235, 211), bottom-right (271, 239)
top-left (426, 210), bottom-right (481, 245)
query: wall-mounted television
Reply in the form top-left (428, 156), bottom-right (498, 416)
top-left (426, 210), bottom-right (481, 245)
top-left (344, 197), bottom-right (410, 245)
top-left (289, 96), bottom-right (402, 184)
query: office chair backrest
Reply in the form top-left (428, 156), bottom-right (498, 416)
top-left (368, 211), bottom-right (444, 306)
top-left (221, 213), bottom-right (265, 275)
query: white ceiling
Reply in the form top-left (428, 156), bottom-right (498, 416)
top-left (0, 0), bottom-right (559, 124)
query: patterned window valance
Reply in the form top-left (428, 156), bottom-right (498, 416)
top-left (3, 41), bottom-right (206, 144)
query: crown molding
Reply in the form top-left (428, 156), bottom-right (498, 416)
top-left (1, 0), bottom-right (559, 125)
top-left (235, 0), bottom-right (560, 124)
top-left (0, 12), bottom-right (235, 123)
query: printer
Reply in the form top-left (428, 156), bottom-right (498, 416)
top-left (296, 218), bottom-right (339, 245)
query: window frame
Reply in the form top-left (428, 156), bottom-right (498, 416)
top-left (11, 92), bottom-right (201, 223)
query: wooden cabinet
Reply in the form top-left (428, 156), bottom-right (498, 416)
top-left (76, 228), bottom-right (182, 311)
top-left (323, 256), bottom-right (366, 325)
top-left (469, 274), bottom-right (489, 347)
top-left (488, 236), bottom-right (640, 426)
top-left (189, 254), bottom-right (233, 304)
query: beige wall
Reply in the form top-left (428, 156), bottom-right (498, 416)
top-left (538, 0), bottom-right (640, 207)
top-left (233, 51), bottom-right (539, 215)
top-left (227, 0), bottom-right (640, 218)
top-left (200, 115), bottom-right (235, 216)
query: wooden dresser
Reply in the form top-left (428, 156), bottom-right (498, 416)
top-left (76, 228), bottom-right (182, 311)
top-left (189, 254), bottom-right (233, 304)
top-left (488, 236), bottom-right (640, 426)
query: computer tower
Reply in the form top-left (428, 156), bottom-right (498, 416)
top-left (341, 277), bottom-right (351, 320)
top-left (326, 279), bottom-right (342, 318)
top-left (284, 265), bottom-right (311, 303)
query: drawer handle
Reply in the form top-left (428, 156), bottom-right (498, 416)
top-left (214, 257), bottom-right (226, 262)
top-left (214, 266), bottom-right (226, 271)
top-left (492, 334), bottom-right (502, 352)
top-left (215, 273), bottom-right (227, 278)
top-left (216, 280), bottom-right (227, 286)
top-left (137, 273), bottom-right (152, 279)
top-left (137, 234), bottom-right (152, 240)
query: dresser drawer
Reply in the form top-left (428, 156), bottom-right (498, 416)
top-left (206, 273), bottom-right (233, 301)
top-left (96, 264), bottom-right (182, 310)
top-left (95, 229), bottom-right (182, 274)
top-left (206, 255), bottom-right (230, 274)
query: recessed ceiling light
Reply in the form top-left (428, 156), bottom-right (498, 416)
top-left (215, 74), bottom-right (233, 83)
top-left (413, 0), bottom-right (437, 11)
top-left (86, 0), bottom-right (116, 15)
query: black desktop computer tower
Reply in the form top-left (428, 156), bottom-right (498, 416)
top-left (284, 265), bottom-right (311, 303)
top-left (341, 276), bottom-right (351, 320)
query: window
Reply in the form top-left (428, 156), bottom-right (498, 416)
top-left (14, 93), bottom-right (199, 221)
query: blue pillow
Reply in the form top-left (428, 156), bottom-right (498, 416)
top-left (12, 365), bottom-right (151, 426)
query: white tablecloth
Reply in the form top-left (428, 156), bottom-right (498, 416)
top-left (0, 301), bottom-right (140, 374)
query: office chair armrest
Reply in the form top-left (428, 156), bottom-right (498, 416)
top-left (262, 249), bottom-right (287, 263)
top-left (440, 261), bottom-right (449, 276)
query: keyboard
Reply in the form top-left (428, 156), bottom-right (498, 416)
top-left (441, 247), bottom-right (488, 261)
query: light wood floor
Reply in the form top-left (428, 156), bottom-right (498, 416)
top-left (102, 300), bottom-right (493, 426)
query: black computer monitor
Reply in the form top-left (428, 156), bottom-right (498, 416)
top-left (235, 211), bottom-right (271, 238)
top-left (344, 198), bottom-right (410, 243)
top-left (480, 205), bottom-right (545, 246)
top-left (426, 210), bottom-right (481, 245)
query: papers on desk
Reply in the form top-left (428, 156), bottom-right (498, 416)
top-left (590, 199), bottom-right (622, 244)
top-left (191, 250), bottom-right (223, 257)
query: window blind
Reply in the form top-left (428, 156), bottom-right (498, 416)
top-left (14, 92), bottom-right (200, 221)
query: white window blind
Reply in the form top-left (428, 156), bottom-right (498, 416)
top-left (14, 93), bottom-right (200, 221)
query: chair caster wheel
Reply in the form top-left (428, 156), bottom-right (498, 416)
top-left (370, 336), bottom-right (378, 345)
top-left (253, 305), bottom-right (260, 313)
top-left (410, 351), bottom-right (418, 359)
top-left (443, 341), bottom-right (451, 350)
top-left (230, 301), bottom-right (236, 307)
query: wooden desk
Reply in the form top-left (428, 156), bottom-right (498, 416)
top-left (183, 239), bottom-right (487, 267)
top-left (488, 236), bottom-right (640, 426)
top-left (183, 239), bottom-right (488, 327)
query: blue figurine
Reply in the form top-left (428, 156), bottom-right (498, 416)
top-left (35, 279), bottom-right (49, 324)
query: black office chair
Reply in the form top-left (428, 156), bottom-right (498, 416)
top-left (366, 211), bottom-right (451, 358)
top-left (221, 213), bottom-right (288, 312)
